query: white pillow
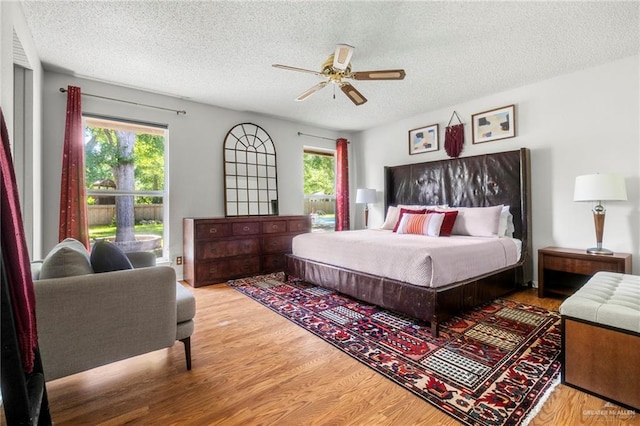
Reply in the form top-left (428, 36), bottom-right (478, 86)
top-left (396, 213), bottom-right (445, 237)
top-left (381, 206), bottom-right (400, 230)
top-left (39, 238), bottom-right (93, 279)
top-left (450, 205), bottom-right (504, 237)
top-left (498, 205), bottom-right (515, 238)
top-left (506, 212), bottom-right (515, 237)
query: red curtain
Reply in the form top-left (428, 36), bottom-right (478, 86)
top-left (0, 108), bottom-right (38, 373)
top-left (59, 85), bottom-right (90, 249)
top-left (335, 138), bottom-right (350, 231)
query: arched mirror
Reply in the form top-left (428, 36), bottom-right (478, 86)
top-left (224, 123), bottom-right (278, 216)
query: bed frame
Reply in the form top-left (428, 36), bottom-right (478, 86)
top-left (285, 148), bottom-right (532, 336)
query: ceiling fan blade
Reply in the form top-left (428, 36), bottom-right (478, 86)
top-left (340, 83), bottom-right (367, 106)
top-left (333, 44), bottom-right (354, 71)
top-left (272, 64), bottom-right (322, 76)
top-left (351, 69), bottom-right (406, 80)
top-left (295, 81), bottom-right (328, 102)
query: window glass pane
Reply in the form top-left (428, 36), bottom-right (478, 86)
top-left (258, 202), bottom-right (269, 215)
top-left (236, 176), bottom-right (248, 189)
top-left (85, 117), bottom-right (166, 257)
top-left (225, 149), bottom-right (236, 163)
top-left (304, 150), bottom-right (336, 233)
top-left (247, 152), bottom-right (257, 165)
top-left (87, 194), bottom-right (163, 255)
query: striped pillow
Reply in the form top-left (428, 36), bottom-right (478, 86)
top-left (396, 213), bottom-right (445, 237)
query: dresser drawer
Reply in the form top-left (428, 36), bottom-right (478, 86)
top-left (543, 255), bottom-right (623, 275)
top-left (262, 254), bottom-right (286, 272)
top-left (262, 220), bottom-right (288, 234)
top-left (288, 218), bottom-right (310, 233)
top-left (196, 257), bottom-right (261, 282)
top-left (262, 235), bottom-right (292, 254)
top-left (195, 222), bottom-right (231, 239)
top-left (232, 222), bottom-right (260, 236)
top-left (198, 238), bottom-right (260, 260)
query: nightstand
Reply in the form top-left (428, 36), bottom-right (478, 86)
top-left (537, 246), bottom-right (632, 298)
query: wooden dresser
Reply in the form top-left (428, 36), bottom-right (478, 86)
top-left (183, 215), bottom-right (311, 287)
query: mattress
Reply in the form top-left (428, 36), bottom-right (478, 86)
top-left (292, 229), bottom-right (521, 288)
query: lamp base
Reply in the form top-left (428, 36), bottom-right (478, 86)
top-left (586, 247), bottom-right (614, 255)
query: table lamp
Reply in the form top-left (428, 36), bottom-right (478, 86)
top-left (573, 173), bottom-right (627, 255)
top-left (356, 188), bottom-right (376, 228)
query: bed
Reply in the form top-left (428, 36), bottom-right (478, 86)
top-left (284, 148), bottom-right (532, 336)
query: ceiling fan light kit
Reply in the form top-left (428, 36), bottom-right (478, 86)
top-left (273, 44), bottom-right (406, 106)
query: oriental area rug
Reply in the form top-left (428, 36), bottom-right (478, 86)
top-left (228, 273), bottom-right (562, 426)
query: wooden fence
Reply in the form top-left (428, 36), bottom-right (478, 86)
top-left (89, 205), bottom-right (163, 225)
top-left (303, 199), bottom-right (335, 216)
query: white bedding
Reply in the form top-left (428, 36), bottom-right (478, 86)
top-left (292, 229), bottom-right (521, 288)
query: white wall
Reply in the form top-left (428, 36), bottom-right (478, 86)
top-left (1, 1), bottom-right (44, 258)
top-left (41, 72), bottom-right (352, 278)
top-left (353, 55), bottom-right (640, 279)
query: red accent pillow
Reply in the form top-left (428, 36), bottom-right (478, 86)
top-left (392, 208), bottom-right (427, 232)
top-left (426, 209), bottom-right (458, 236)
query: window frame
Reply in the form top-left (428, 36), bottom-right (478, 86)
top-left (83, 114), bottom-right (169, 260)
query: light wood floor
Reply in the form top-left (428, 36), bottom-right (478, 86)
top-left (13, 283), bottom-right (639, 425)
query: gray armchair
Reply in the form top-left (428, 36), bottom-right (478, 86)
top-left (32, 240), bottom-right (195, 381)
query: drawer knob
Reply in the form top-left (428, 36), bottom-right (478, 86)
top-left (272, 224), bottom-right (278, 230)
top-left (209, 228), bottom-right (217, 234)
top-left (243, 226), bottom-right (250, 231)
top-left (209, 267), bottom-right (218, 273)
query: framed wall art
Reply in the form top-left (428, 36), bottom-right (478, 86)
top-left (408, 123), bottom-right (439, 155)
top-left (472, 104), bottom-right (516, 144)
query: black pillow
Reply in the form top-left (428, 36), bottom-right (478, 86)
top-left (90, 240), bottom-right (134, 273)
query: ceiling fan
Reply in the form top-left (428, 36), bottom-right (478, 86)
top-left (272, 44), bottom-right (406, 106)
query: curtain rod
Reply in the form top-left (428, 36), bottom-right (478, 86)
top-left (59, 88), bottom-right (186, 115)
top-left (297, 131), bottom-right (347, 142)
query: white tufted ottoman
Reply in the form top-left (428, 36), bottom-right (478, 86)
top-left (559, 271), bottom-right (640, 410)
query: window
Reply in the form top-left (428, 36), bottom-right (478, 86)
top-left (303, 148), bottom-right (335, 232)
top-left (84, 116), bottom-right (167, 258)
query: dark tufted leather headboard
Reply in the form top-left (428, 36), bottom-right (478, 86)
top-left (384, 148), bottom-right (532, 282)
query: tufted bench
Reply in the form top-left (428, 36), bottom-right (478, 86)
top-left (559, 271), bottom-right (640, 410)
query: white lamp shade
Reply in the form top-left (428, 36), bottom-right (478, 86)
top-left (573, 173), bottom-right (627, 201)
top-left (356, 188), bottom-right (376, 204)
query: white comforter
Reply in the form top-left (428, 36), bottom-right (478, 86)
top-left (292, 229), bottom-right (520, 288)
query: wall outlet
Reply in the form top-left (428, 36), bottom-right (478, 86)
top-left (176, 256), bottom-right (183, 265)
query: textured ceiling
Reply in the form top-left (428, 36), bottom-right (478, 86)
top-left (20, 1), bottom-right (639, 132)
